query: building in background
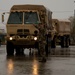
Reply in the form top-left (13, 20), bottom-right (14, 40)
top-left (0, 29), bottom-right (6, 45)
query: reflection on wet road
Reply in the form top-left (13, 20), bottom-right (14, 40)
top-left (0, 45), bottom-right (75, 75)
top-left (7, 59), bottom-right (14, 75)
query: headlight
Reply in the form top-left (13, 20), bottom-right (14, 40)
top-left (34, 37), bottom-right (37, 41)
top-left (9, 37), bottom-right (13, 40)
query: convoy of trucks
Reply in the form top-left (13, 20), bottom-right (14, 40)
top-left (1, 4), bottom-right (71, 58)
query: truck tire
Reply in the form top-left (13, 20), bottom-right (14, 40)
top-left (51, 40), bottom-right (56, 48)
top-left (60, 36), bottom-right (65, 48)
top-left (6, 41), bottom-right (14, 56)
top-left (37, 44), bottom-right (41, 56)
top-left (65, 36), bottom-right (70, 48)
top-left (45, 44), bottom-right (49, 56)
top-left (51, 35), bottom-right (57, 48)
top-left (15, 47), bottom-right (24, 55)
top-left (35, 42), bottom-right (40, 56)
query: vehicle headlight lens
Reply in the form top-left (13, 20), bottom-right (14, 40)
top-left (9, 37), bottom-right (13, 40)
top-left (34, 37), bottom-right (37, 41)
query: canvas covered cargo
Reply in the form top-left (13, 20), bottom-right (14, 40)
top-left (52, 19), bottom-right (71, 35)
top-left (52, 19), bottom-right (71, 48)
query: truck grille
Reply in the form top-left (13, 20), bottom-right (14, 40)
top-left (17, 29), bottom-right (29, 34)
top-left (17, 29), bottom-right (23, 34)
top-left (24, 29), bottom-right (29, 34)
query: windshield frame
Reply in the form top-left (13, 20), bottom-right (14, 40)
top-left (24, 11), bottom-right (40, 24)
top-left (7, 11), bottom-right (41, 25)
top-left (7, 12), bottom-right (23, 24)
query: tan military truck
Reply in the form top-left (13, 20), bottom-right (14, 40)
top-left (52, 19), bottom-right (71, 48)
top-left (2, 4), bottom-right (53, 56)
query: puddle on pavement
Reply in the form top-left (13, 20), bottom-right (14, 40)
top-left (0, 45), bottom-right (75, 75)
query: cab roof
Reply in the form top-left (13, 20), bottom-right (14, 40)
top-left (11, 4), bottom-right (46, 11)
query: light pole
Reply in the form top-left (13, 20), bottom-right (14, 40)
top-left (74, 1), bottom-right (75, 18)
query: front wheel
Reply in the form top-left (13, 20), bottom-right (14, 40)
top-left (60, 36), bottom-right (65, 48)
top-left (65, 36), bottom-right (70, 48)
top-left (15, 47), bottom-right (24, 55)
top-left (6, 41), bottom-right (14, 56)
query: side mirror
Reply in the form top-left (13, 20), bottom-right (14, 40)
top-left (2, 13), bottom-right (5, 22)
top-left (1, 12), bottom-right (9, 23)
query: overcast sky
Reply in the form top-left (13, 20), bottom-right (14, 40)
top-left (0, 0), bottom-right (75, 30)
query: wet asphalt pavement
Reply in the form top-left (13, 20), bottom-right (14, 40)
top-left (0, 45), bottom-right (75, 75)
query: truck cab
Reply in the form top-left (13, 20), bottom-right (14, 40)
top-left (2, 5), bottom-right (53, 56)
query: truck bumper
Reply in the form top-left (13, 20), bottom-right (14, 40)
top-left (8, 39), bottom-right (39, 48)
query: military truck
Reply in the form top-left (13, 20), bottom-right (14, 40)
top-left (2, 4), bottom-right (54, 56)
top-left (52, 19), bottom-right (71, 48)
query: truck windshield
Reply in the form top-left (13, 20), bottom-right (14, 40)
top-left (7, 12), bottom-right (23, 24)
top-left (24, 12), bottom-right (39, 24)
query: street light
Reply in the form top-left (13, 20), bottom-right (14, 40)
top-left (74, 1), bottom-right (75, 17)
